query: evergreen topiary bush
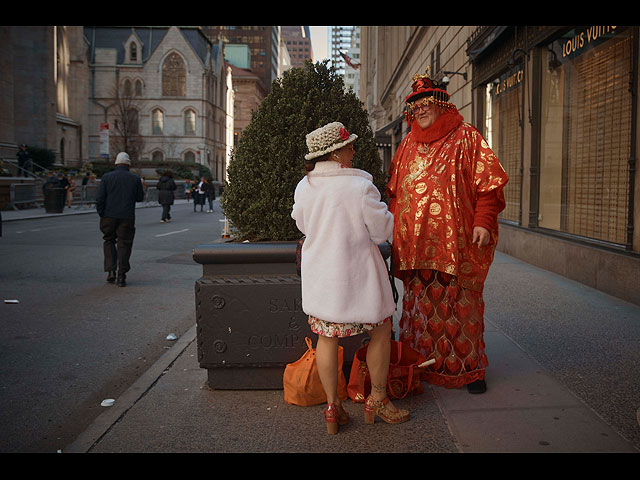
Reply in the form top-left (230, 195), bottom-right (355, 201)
top-left (221, 60), bottom-right (386, 242)
top-left (26, 146), bottom-right (56, 171)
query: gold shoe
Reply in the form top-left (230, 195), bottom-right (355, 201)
top-left (363, 395), bottom-right (410, 425)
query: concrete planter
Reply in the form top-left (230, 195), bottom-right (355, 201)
top-left (193, 241), bottom-right (389, 390)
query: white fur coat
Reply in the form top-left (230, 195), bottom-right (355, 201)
top-left (291, 161), bottom-right (395, 324)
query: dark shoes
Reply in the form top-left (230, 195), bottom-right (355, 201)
top-left (107, 271), bottom-right (126, 286)
top-left (467, 379), bottom-right (487, 394)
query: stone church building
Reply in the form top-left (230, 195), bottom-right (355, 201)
top-left (85, 26), bottom-right (232, 182)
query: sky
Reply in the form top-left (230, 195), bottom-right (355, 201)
top-left (309, 26), bottom-right (329, 62)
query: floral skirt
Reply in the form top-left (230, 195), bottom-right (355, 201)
top-left (399, 269), bottom-right (487, 389)
top-left (309, 316), bottom-right (391, 338)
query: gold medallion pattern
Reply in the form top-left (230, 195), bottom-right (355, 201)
top-left (387, 122), bottom-right (508, 292)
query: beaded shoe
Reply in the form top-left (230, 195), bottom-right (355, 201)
top-left (363, 395), bottom-right (410, 425)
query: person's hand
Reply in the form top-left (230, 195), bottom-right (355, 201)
top-left (472, 226), bottom-right (490, 247)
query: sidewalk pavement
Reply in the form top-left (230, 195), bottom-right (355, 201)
top-left (64, 259), bottom-right (640, 453)
top-left (5, 204), bottom-right (639, 453)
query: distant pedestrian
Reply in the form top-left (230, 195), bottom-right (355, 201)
top-left (141, 177), bottom-right (148, 201)
top-left (157, 170), bottom-right (177, 223)
top-left (205, 178), bottom-right (216, 212)
top-left (57, 173), bottom-right (70, 208)
top-left (193, 177), bottom-right (206, 212)
top-left (81, 172), bottom-right (96, 204)
top-left (96, 152), bottom-right (144, 287)
top-left (16, 144), bottom-right (32, 174)
top-left (65, 174), bottom-right (76, 208)
top-left (184, 178), bottom-right (192, 202)
top-left (81, 172), bottom-right (90, 202)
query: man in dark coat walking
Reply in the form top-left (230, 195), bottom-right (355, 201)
top-left (96, 152), bottom-right (144, 287)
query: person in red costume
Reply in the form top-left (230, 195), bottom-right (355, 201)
top-left (387, 67), bottom-right (509, 394)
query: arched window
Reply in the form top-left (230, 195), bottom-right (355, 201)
top-left (162, 52), bottom-right (186, 97)
top-left (123, 79), bottom-right (132, 97)
top-left (184, 109), bottom-right (196, 135)
top-left (135, 79), bottom-right (143, 96)
top-left (184, 151), bottom-right (196, 163)
top-left (130, 43), bottom-right (137, 62)
top-left (152, 109), bottom-right (164, 135)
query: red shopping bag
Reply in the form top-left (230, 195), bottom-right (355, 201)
top-left (347, 340), bottom-right (431, 402)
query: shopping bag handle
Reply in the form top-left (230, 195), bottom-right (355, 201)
top-left (417, 359), bottom-right (436, 368)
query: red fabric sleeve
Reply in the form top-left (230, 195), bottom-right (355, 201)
top-left (473, 189), bottom-right (502, 231)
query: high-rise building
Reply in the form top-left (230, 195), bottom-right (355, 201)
top-left (344, 26), bottom-right (360, 97)
top-left (202, 26), bottom-right (280, 93)
top-left (330, 26), bottom-right (355, 76)
top-left (280, 26), bottom-right (313, 69)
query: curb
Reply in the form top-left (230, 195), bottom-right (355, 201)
top-left (63, 325), bottom-right (197, 453)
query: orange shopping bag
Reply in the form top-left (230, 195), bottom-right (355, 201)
top-left (283, 337), bottom-right (348, 406)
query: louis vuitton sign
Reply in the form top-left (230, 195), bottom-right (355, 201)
top-left (559, 26), bottom-right (618, 60)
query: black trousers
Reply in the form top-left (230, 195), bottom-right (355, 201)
top-left (100, 217), bottom-right (136, 273)
top-left (193, 193), bottom-right (204, 211)
top-left (161, 204), bottom-right (171, 220)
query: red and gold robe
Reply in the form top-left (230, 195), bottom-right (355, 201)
top-left (387, 112), bottom-right (508, 293)
top-left (386, 111), bottom-right (508, 388)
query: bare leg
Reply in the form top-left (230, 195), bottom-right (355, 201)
top-left (316, 335), bottom-right (339, 404)
top-left (366, 320), bottom-right (403, 413)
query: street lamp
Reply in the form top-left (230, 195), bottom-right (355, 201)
top-left (441, 70), bottom-right (468, 85)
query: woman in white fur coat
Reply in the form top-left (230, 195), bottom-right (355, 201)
top-left (291, 122), bottom-right (410, 434)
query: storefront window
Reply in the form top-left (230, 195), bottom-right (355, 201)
top-left (485, 66), bottom-right (523, 223)
top-left (539, 26), bottom-right (632, 245)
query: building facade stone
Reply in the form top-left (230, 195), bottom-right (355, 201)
top-left (360, 25), bottom-right (640, 306)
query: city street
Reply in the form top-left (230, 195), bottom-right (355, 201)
top-left (2, 25), bottom-right (638, 455)
top-left (1, 200), bottom-right (640, 453)
top-left (0, 201), bottom-right (224, 452)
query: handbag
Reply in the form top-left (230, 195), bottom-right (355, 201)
top-left (347, 340), bottom-right (434, 402)
top-left (283, 336), bottom-right (348, 407)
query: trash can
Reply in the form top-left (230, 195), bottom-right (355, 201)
top-left (44, 187), bottom-right (65, 213)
